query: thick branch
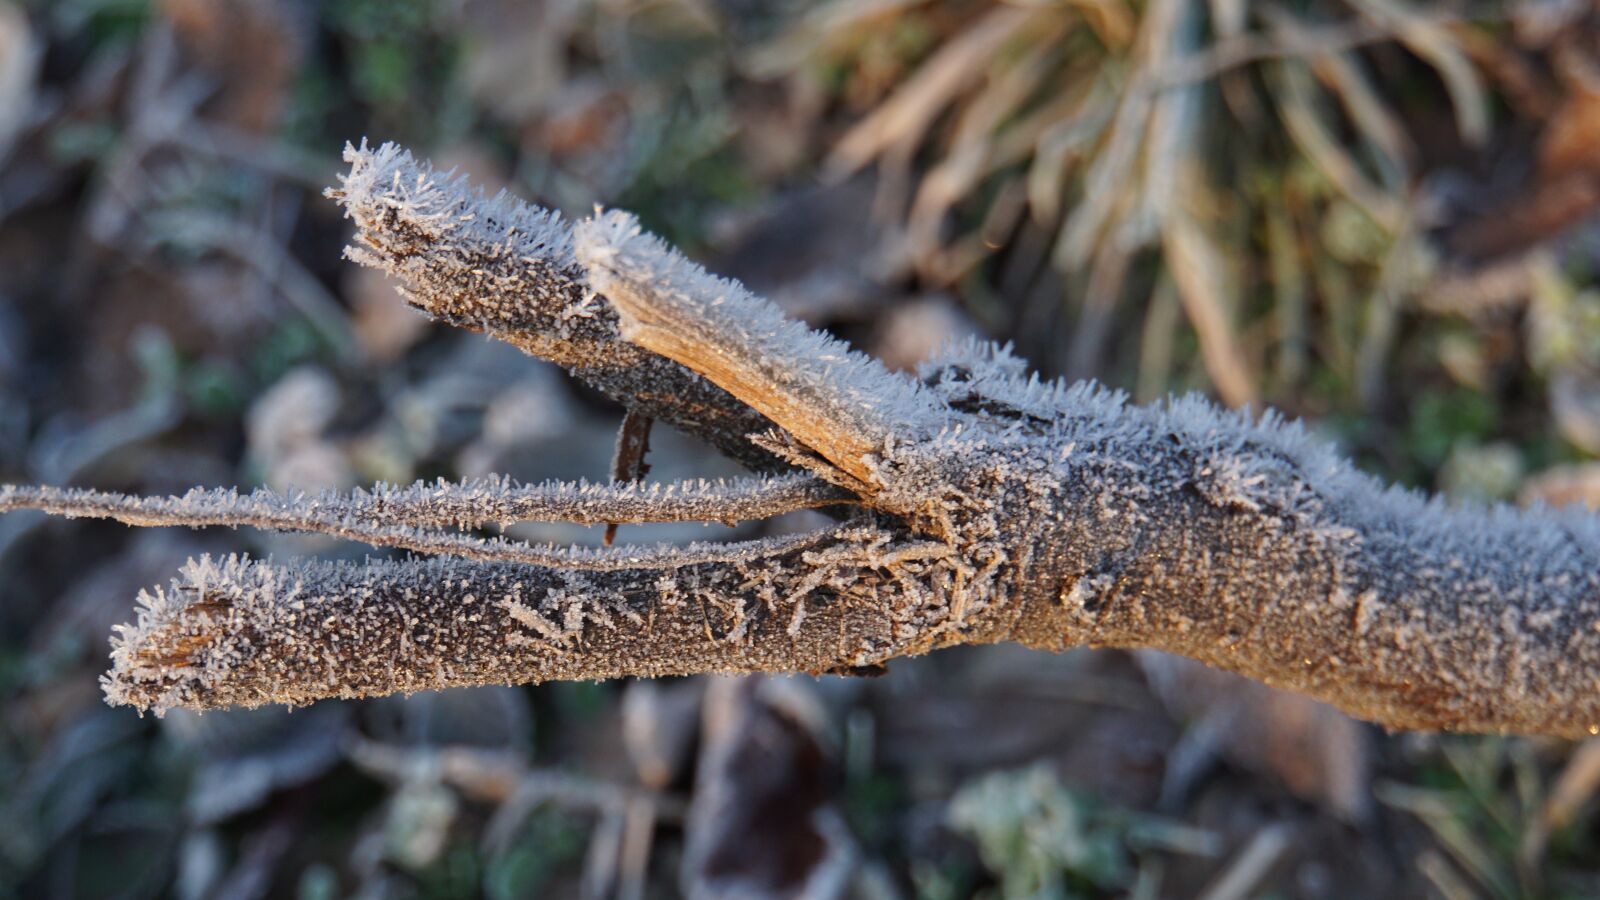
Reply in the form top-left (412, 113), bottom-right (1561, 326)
top-left (979, 388), bottom-right (1600, 737)
top-left (105, 523), bottom-right (958, 713)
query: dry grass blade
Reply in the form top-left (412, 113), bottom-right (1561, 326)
top-left (1026, 75), bottom-right (1114, 225)
top-left (346, 738), bottom-right (682, 816)
top-left (1376, 781), bottom-right (1518, 900)
top-left (1161, 208), bottom-right (1258, 408)
top-left (826, 5), bottom-right (1034, 177)
top-left (1153, 15), bottom-right (1383, 87)
top-left (1195, 823), bottom-right (1293, 900)
top-left (1306, 42), bottom-right (1414, 188)
top-left (1521, 738), bottom-right (1600, 868)
top-left (1418, 848), bottom-right (1481, 900)
top-left (1054, 63), bottom-right (1157, 267)
top-left (742, 0), bottom-right (929, 78)
top-left (1133, 0), bottom-right (1203, 240)
top-left (906, 24), bottom-right (1065, 275)
top-left (1355, 212), bottom-right (1424, 409)
top-left (1136, 275), bottom-right (1182, 402)
top-left (1065, 239), bottom-right (1133, 381)
top-left (1272, 59), bottom-right (1406, 231)
top-left (1265, 201), bottom-right (1308, 387)
top-left (1060, 0), bottom-right (1136, 48)
top-left (1349, 0), bottom-right (1489, 145)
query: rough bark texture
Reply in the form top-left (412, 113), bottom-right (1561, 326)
top-left (98, 524), bottom-right (949, 712)
top-left (5, 141), bottom-right (1599, 737)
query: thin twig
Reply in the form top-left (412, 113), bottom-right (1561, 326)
top-left (0, 482), bottom-right (860, 572)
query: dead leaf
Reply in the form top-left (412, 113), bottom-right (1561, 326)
top-left (682, 677), bottom-right (855, 900)
top-left (347, 264), bottom-right (431, 364)
top-left (872, 295), bottom-right (980, 373)
top-left (461, 0), bottom-right (586, 124)
top-left (1550, 371), bottom-right (1600, 455)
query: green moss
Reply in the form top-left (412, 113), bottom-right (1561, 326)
top-left (41, 0), bottom-right (150, 48)
top-left (484, 808), bottom-right (586, 900)
top-left (947, 764), bottom-right (1132, 898)
top-left (1406, 387), bottom-right (1499, 472)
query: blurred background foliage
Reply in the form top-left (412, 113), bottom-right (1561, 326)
top-left (4, 0), bottom-right (1600, 897)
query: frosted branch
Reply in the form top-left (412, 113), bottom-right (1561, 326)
top-left (328, 141), bottom-right (783, 472)
top-left (0, 473), bottom-right (845, 528)
top-left (576, 210), bottom-right (945, 485)
top-left (0, 482), bottom-right (854, 571)
top-left (5, 141), bottom-right (1600, 737)
top-left (104, 520), bottom-right (965, 713)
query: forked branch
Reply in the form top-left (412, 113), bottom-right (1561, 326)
top-left (5, 141), bottom-right (1599, 738)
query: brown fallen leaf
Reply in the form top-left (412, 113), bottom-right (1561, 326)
top-left (681, 677), bottom-right (855, 900)
top-left (1439, 24), bottom-right (1600, 263)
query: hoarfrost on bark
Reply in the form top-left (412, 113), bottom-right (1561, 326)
top-left (5, 140), bottom-right (1599, 737)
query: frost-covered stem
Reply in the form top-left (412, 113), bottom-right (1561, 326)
top-left (576, 212), bottom-right (942, 485)
top-left (0, 482), bottom-right (852, 571)
top-left (556, 185), bottom-right (1600, 736)
top-left (15, 141), bottom-right (1600, 737)
top-left (328, 142), bottom-right (784, 473)
top-left (985, 399), bottom-right (1600, 737)
top-left (105, 523), bottom-right (949, 713)
top-left (0, 475), bottom-right (849, 531)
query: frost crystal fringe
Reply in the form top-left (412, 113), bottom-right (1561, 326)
top-left (576, 210), bottom-right (946, 483)
top-left (1, 473), bottom-right (849, 530)
top-left (0, 482), bottom-right (855, 571)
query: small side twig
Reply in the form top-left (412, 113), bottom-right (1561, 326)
top-left (605, 409), bottom-right (654, 546)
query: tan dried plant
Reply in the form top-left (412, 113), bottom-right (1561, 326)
top-left (758, 0), bottom-right (1497, 406)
